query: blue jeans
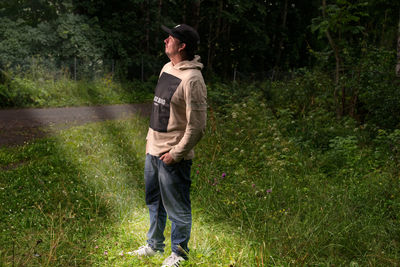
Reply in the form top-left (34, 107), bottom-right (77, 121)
top-left (144, 153), bottom-right (192, 258)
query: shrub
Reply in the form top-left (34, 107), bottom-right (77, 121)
top-left (355, 48), bottom-right (400, 129)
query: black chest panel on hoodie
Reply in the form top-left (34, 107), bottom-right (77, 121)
top-left (150, 72), bottom-right (182, 132)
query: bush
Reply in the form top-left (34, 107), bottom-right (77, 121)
top-left (0, 70), bottom-right (153, 108)
top-left (353, 48), bottom-right (400, 129)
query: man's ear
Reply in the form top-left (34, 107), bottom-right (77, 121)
top-left (178, 42), bottom-right (186, 52)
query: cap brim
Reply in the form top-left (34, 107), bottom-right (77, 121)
top-left (161, 25), bottom-right (172, 35)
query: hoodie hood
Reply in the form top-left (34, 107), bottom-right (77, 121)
top-left (174, 55), bottom-right (203, 71)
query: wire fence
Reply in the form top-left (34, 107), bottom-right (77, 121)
top-left (232, 67), bottom-right (301, 83)
top-left (2, 56), bottom-right (305, 84)
top-left (0, 56), bottom-right (164, 82)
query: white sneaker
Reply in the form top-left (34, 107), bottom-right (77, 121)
top-left (161, 252), bottom-right (185, 267)
top-left (126, 244), bottom-right (158, 256)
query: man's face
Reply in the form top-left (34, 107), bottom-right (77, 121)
top-left (164, 35), bottom-right (183, 58)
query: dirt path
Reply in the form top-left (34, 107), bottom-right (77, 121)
top-left (0, 103), bottom-right (152, 147)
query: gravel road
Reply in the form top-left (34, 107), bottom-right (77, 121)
top-left (0, 103), bottom-right (151, 147)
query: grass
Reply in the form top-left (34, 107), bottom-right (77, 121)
top-left (0, 87), bottom-right (399, 266)
top-left (1, 72), bottom-right (155, 108)
top-left (0, 114), bottom-right (251, 266)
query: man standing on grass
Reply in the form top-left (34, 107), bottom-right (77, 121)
top-left (130, 24), bottom-right (207, 266)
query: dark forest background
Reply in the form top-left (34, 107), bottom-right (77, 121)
top-left (1, 0), bottom-right (400, 128)
top-left (1, 1), bottom-right (398, 77)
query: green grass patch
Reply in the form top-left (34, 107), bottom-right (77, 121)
top-left (1, 93), bottom-right (399, 266)
top-left (0, 114), bottom-right (249, 266)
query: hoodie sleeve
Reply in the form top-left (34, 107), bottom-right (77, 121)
top-left (169, 78), bottom-right (207, 161)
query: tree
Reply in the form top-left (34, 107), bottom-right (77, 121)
top-left (397, 8), bottom-right (400, 77)
top-left (311, 0), bottom-right (368, 117)
top-left (0, 0), bottom-right (73, 26)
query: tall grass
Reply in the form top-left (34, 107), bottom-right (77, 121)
top-left (0, 68), bottom-right (154, 108)
top-left (194, 93), bottom-right (399, 265)
top-left (0, 80), bottom-right (399, 265)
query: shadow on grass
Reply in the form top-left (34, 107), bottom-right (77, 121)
top-left (0, 106), bottom-right (151, 266)
top-left (0, 139), bottom-right (110, 265)
top-left (2, 103), bottom-right (276, 266)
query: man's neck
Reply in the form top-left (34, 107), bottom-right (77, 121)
top-left (169, 54), bottom-right (184, 66)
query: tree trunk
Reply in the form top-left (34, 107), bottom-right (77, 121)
top-left (207, 21), bottom-right (214, 73)
top-left (397, 8), bottom-right (400, 77)
top-left (193, 0), bottom-right (200, 30)
top-left (207, 0), bottom-right (223, 74)
top-left (322, 0), bottom-right (342, 117)
top-left (182, 0), bottom-right (187, 24)
top-left (222, 20), bottom-right (231, 80)
top-left (155, 0), bottom-right (163, 47)
top-left (274, 0), bottom-right (288, 73)
top-left (145, 0), bottom-right (150, 53)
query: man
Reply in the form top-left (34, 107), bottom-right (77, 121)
top-left (131, 24), bottom-right (207, 267)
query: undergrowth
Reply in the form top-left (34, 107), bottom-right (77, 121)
top-left (0, 69), bottom-right (154, 108)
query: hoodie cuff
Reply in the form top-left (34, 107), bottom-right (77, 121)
top-left (169, 148), bottom-right (182, 163)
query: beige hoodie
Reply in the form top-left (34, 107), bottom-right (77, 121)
top-left (146, 55), bottom-right (207, 161)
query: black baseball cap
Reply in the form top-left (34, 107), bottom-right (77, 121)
top-left (161, 24), bottom-right (200, 50)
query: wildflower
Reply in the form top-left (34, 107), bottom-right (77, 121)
top-left (95, 245), bottom-right (99, 249)
top-left (196, 170), bottom-right (200, 174)
top-left (252, 183), bottom-right (256, 188)
top-left (104, 251), bottom-right (108, 255)
top-left (266, 188), bottom-right (272, 194)
top-left (119, 251), bottom-right (124, 256)
top-left (213, 178), bottom-right (218, 186)
top-left (222, 173), bottom-right (226, 178)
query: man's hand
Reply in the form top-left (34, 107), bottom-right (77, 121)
top-left (160, 152), bottom-right (176, 165)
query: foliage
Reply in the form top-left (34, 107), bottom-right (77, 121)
top-left (311, 0), bottom-right (369, 41)
top-left (0, 18), bottom-right (42, 69)
top-left (0, 15), bottom-right (105, 79)
top-left (55, 14), bottom-right (104, 62)
top-left (1, 0), bottom-right (397, 81)
top-left (0, 0), bottom-right (73, 25)
top-left (356, 48), bottom-right (400, 129)
top-left (0, 68), bottom-right (153, 108)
